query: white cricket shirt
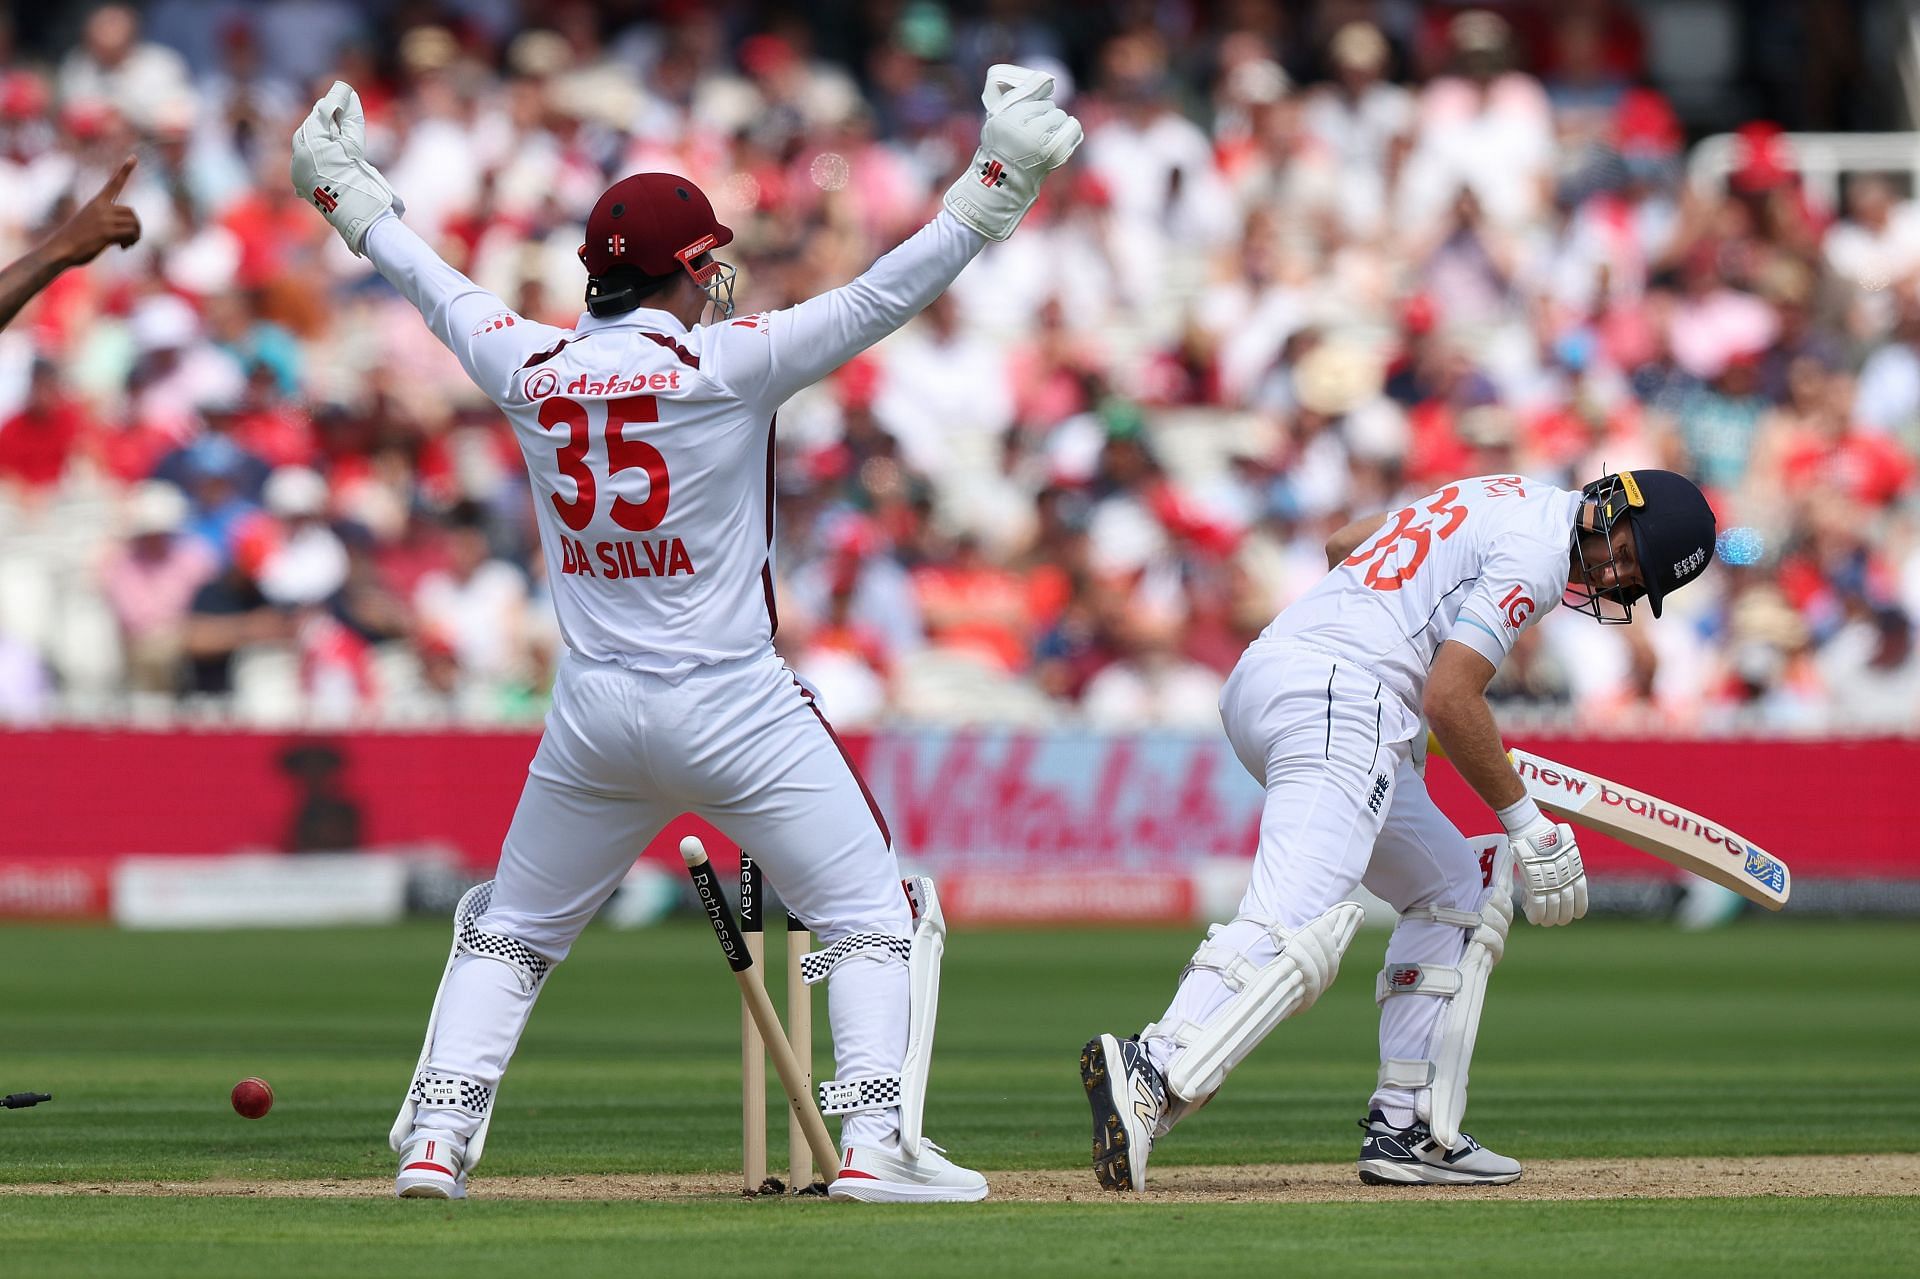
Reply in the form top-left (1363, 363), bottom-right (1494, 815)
top-left (365, 210), bottom-right (984, 678)
top-left (1262, 476), bottom-right (1582, 717)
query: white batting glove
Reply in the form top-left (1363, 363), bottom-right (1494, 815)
top-left (943, 63), bottom-right (1084, 242)
top-left (291, 81), bottom-right (403, 256)
top-left (1507, 817), bottom-right (1589, 927)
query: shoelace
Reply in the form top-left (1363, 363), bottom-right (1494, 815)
top-left (1362, 1114), bottom-right (1479, 1156)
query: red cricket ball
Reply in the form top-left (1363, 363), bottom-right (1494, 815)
top-left (231, 1077), bottom-right (274, 1119)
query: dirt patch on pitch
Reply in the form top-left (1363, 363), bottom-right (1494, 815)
top-left (3, 1154), bottom-right (1915, 1203)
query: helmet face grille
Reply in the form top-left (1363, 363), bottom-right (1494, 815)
top-left (700, 259), bottom-right (738, 319)
top-left (1569, 472), bottom-right (1639, 625)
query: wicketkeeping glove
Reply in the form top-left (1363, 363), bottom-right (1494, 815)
top-left (943, 64), bottom-right (1084, 242)
top-left (1507, 817), bottom-right (1589, 927)
top-left (291, 80), bottom-right (404, 256)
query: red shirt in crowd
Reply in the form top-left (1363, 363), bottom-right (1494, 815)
top-left (91, 419), bottom-right (178, 485)
top-left (0, 398), bottom-right (94, 490)
top-left (1781, 429), bottom-right (1915, 509)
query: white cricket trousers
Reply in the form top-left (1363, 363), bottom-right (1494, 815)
top-left (416, 647), bottom-right (912, 1152)
top-left (1144, 639), bottom-right (1500, 1126)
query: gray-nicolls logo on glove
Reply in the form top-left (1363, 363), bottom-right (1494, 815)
top-left (942, 64), bottom-right (1084, 242)
top-left (290, 81), bottom-right (405, 257)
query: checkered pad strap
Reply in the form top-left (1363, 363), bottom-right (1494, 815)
top-left (799, 932), bottom-right (912, 986)
top-left (818, 1073), bottom-right (902, 1116)
top-left (408, 1070), bottom-right (494, 1116)
top-left (458, 907), bottom-right (553, 991)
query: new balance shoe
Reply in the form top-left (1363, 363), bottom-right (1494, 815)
top-left (1355, 1108), bottom-right (1521, 1185)
top-left (1080, 1033), bottom-right (1165, 1191)
top-left (395, 1129), bottom-right (467, 1199)
top-left (827, 1140), bottom-right (988, 1203)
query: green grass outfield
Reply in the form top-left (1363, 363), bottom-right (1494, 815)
top-left (1, 917), bottom-right (1915, 1275)
top-left (2, 1197), bottom-right (1914, 1279)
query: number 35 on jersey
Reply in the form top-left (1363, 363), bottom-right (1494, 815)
top-left (541, 392), bottom-right (697, 581)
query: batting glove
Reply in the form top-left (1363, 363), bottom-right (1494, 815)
top-left (942, 64), bottom-right (1084, 242)
top-left (1507, 817), bottom-right (1589, 927)
top-left (291, 80), bottom-right (404, 256)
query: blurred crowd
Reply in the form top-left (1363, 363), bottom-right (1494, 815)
top-left (3, 0), bottom-right (1920, 732)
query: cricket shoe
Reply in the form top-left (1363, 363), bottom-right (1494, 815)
top-left (395, 1130), bottom-right (467, 1199)
top-left (1080, 1032), bottom-right (1165, 1191)
top-left (827, 1140), bottom-right (988, 1203)
top-left (1355, 1109), bottom-right (1521, 1186)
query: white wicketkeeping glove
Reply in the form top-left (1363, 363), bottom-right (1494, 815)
top-left (1507, 817), bottom-right (1589, 927)
top-left (291, 80), bottom-right (403, 256)
top-left (943, 63), bottom-right (1084, 242)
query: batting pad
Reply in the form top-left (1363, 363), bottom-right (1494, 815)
top-left (1377, 840), bottom-right (1514, 1149)
top-left (1158, 901), bottom-right (1365, 1103)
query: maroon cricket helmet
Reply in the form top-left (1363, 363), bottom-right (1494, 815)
top-left (579, 172), bottom-right (733, 280)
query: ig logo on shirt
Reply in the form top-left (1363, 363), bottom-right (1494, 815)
top-left (1498, 586), bottom-right (1535, 629)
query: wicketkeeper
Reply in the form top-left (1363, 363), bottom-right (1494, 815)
top-left (1083, 469), bottom-right (1716, 1188)
top-left (292, 69), bottom-right (1080, 1202)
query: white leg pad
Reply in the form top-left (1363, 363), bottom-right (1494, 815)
top-left (388, 880), bottom-right (555, 1169)
top-left (1377, 855), bottom-right (1513, 1149)
top-left (1158, 901), bottom-right (1365, 1104)
top-left (899, 876), bottom-right (944, 1151)
top-left (801, 877), bottom-right (942, 1149)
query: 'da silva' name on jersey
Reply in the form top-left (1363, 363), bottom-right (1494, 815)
top-left (558, 536), bottom-right (696, 580)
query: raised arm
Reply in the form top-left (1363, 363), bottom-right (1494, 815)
top-left (0, 156), bottom-right (141, 332)
top-left (362, 215), bottom-right (557, 403)
top-left (719, 65), bottom-right (1082, 407)
top-left (731, 212), bottom-right (985, 405)
top-left (293, 82), bottom-right (556, 402)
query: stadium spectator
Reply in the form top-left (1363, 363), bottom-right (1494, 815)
top-left (409, 500), bottom-right (533, 708)
top-left (181, 529), bottom-right (286, 696)
top-left (0, 359), bottom-right (94, 499)
top-left (55, 6), bottom-right (192, 133)
top-left (98, 479), bottom-right (215, 692)
top-left (0, 2), bottom-right (1914, 731)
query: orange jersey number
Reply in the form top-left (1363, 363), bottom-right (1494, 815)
top-left (1343, 485), bottom-right (1469, 591)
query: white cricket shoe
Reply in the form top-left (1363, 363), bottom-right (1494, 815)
top-left (1356, 1109), bottom-right (1522, 1185)
top-left (395, 1130), bottom-right (467, 1199)
top-left (827, 1140), bottom-right (989, 1203)
top-left (1079, 1033), bottom-right (1165, 1191)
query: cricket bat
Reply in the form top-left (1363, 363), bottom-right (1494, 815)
top-left (1427, 735), bottom-right (1790, 910)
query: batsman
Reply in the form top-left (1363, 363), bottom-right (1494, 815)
top-left (292, 67), bottom-right (1080, 1202)
top-left (1083, 469), bottom-right (1716, 1188)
